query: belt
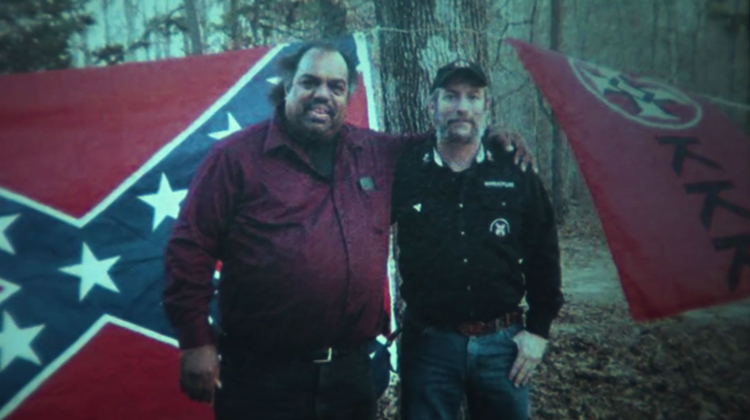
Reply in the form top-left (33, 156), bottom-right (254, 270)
top-left (219, 334), bottom-right (368, 364)
top-left (456, 312), bottom-right (524, 336)
top-left (307, 344), bottom-right (367, 363)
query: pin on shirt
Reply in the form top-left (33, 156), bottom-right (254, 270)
top-left (359, 176), bottom-right (376, 191)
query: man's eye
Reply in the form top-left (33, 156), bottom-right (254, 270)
top-left (330, 84), bottom-right (346, 94)
top-left (300, 80), bottom-right (316, 88)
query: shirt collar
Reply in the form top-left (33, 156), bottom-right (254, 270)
top-left (432, 143), bottom-right (486, 167)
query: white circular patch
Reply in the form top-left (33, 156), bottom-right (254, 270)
top-left (489, 218), bottom-right (511, 238)
top-left (569, 57), bottom-right (702, 130)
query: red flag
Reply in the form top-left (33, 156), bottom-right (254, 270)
top-left (509, 38), bottom-right (750, 321)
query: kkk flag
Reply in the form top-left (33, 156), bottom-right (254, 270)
top-left (509, 39), bottom-right (750, 320)
top-left (0, 34), bottom-right (391, 419)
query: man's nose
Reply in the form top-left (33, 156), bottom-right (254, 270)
top-left (312, 84), bottom-right (332, 100)
top-left (455, 97), bottom-right (471, 112)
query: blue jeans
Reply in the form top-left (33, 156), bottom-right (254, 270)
top-left (399, 316), bottom-right (530, 420)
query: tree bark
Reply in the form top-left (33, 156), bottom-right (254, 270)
top-left (374, 0), bottom-right (490, 135)
top-left (184, 0), bottom-right (203, 55)
top-left (226, 0), bottom-right (241, 49)
top-left (318, 0), bottom-right (348, 38)
top-left (549, 0), bottom-right (566, 223)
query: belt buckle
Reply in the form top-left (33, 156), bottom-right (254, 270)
top-left (313, 348), bottom-right (333, 363)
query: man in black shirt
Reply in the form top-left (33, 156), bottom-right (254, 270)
top-left (392, 60), bottom-right (564, 420)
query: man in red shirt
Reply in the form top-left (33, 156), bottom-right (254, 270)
top-left (163, 41), bottom-right (533, 420)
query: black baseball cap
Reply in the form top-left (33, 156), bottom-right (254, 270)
top-left (430, 59), bottom-right (489, 92)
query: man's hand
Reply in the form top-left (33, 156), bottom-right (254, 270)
top-left (180, 344), bottom-right (219, 403)
top-left (509, 330), bottom-right (548, 387)
top-left (485, 127), bottom-right (538, 173)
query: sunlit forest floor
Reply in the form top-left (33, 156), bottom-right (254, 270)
top-left (377, 206), bottom-right (750, 420)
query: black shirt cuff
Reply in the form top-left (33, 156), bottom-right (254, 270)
top-left (525, 310), bottom-right (555, 339)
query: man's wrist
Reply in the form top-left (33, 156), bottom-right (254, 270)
top-left (176, 320), bottom-right (215, 350)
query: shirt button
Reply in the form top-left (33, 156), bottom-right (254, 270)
top-left (463, 258), bottom-right (468, 264)
top-left (467, 285), bottom-right (471, 291)
top-left (501, 201), bottom-right (507, 207)
top-left (459, 203), bottom-right (464, 208)
top-left (460, 231), bottom-right (466, 236)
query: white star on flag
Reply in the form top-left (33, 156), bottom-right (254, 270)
top-left (0, 278), bottom-right (20, 306)
top-left (59, 243), bottom-right (121, 301)
top-left (0, 213), bottom-right (20, 254)
top-left (138, 173), bottom-right (187, 231)
top-left (208, 112), bottom-right (242, 140)
top-left (0, 311), bottom-right (44, 370)
top-left (266, 76), bottom-right (281, 85)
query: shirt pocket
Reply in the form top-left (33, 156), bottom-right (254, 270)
top-left (480, 190), bottom-right (524, 255)
top-left (479, 191), bottom-right (526, 279)
top-left (394, 193), bottom-right (434, 245)
top-left (480, 191), bottom-right (523, 239)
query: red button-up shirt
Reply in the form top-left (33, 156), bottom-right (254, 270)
top-left (163, 112), bottom-right (421, 353)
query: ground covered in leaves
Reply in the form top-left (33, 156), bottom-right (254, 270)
top-left (377, 226), bottom-right (750, 420)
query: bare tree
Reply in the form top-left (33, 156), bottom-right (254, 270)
top-left (184, 0), bottom-right (204, 54)
top-left (549, 0), bottom-right (566, 221)
top-left (318, 0), bottom-right (348, 38)
top-left (374, 0), bottom-right (490, 135)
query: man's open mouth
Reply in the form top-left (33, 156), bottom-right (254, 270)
top-left (306, 104), bottom-right (333, 121)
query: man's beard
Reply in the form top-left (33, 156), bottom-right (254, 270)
top-left (287, 99), bottom-right (342, 143)
top-left (436, 118), bottom-right (484, 144)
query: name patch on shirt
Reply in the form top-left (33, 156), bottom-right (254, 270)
top-left (484, 180), bottom-right (515, 189)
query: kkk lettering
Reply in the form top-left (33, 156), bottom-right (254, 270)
top-left (685, 181), bottom-right (750, 229)
top-left (657, 135), bottom-right (750, 291)
top-left (713, 234), bottom-right (750, 292)
top-left (656, 136), bottom-right (721, 175)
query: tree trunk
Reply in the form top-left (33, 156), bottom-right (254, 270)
top-left (318, 0), bottom-right (348, 38)
top-left (101, 0), bottom-right (111, 45)
top-left (184, 0), bottom-right (204, 54)
top-left (225, 0), bottom-right (239, 49)
top-left (549, 0), bottom-right (566, 223)
top-left (374, 0), bottom-right (490, 135)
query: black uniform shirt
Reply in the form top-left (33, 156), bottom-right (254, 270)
top-left (391, 140), bottom-right (564, 338)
